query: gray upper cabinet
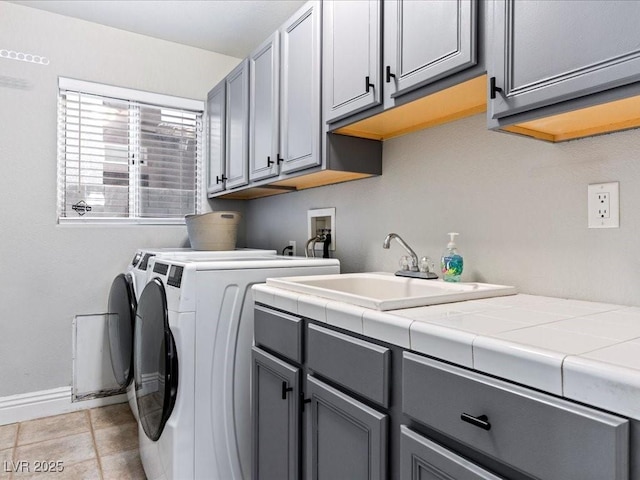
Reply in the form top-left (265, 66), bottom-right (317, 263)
top-left (208, 0), bottom-right (384, 199)
top-left (383, 0), bottom-right (477, 107)
top-left (489, 0), bottom-right (640, 120)
top-left (279, 0), bottom-right (322, 174)
top-left (324, 0), bottom-right (478, 124)
top-left (206, 81), bottom-right (226, 195)
top-left (323, 0), bottom-right (382, 123)
top-left (224, 58), bottom-right (250, 190)
top-left (249, 33), bottom-right (280, 182)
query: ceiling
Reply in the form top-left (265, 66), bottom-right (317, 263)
top-left (8, 0), bottom-right (306, 58)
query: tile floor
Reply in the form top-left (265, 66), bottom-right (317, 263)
top-left (0, 403), bottom-right (145, 479)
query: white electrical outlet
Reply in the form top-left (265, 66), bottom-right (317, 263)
top-left (288, 240), bottom-right (296, 256)
top-left (588, 182), bottom-right (619, 228)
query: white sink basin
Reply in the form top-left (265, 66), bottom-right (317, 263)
top-left (266, 272), bottom-right (517, 311)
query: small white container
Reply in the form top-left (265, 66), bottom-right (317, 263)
top-left (185, 211), bottom-right (241, 250)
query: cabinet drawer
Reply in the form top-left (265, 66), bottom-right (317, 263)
top-left (254, 306), bottom-right (303, 363)
top-left (400, 426), bottom-right (503, 480)
top-left (403, 352), bottom-right (629, 480)
top-left (307, 324), bottom-right (390, 407)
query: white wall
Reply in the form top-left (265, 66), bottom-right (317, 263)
top-left (246, 113), bottom-right (640, 306)
top-left (0, 2), bottom-right (242, 396)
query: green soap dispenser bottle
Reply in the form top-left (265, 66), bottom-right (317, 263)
top-left (441, 232), bottom-right (464, 282)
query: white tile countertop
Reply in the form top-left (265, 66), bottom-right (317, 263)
top-left (252, 284), bottom-right (640, 421)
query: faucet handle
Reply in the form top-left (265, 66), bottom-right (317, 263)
top-left (399, 256), bottom-right (411, 271)
top-left (419, 256), bottom-right (435, 274)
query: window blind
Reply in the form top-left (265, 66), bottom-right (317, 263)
top-left (57, 78), bottom-right (203, 223)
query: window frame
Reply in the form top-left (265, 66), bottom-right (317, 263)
top-left (57, 77), bottom-right (204, 225)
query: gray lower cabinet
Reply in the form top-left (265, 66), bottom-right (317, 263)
top-left (403, 352), bottom-right (629, 480)
top-left (400, 426), bottom-right (503, 480)
top-left (489, 0), bottom-right (640, 120)
top-left (253, 305), bottom-right (633, 480)
top-left (307, 323), bottom-right (391, 408)
top-left (206, 81), bottom-right (226, 195)
top-left (251, 347), bottom-right (300, 480)
top-left (252, 307), bottom-right (390, 480)
top-left (254, 305), bottom-right (303, 364)
top-left (224, 58), bottom-right (250, 190)
top-left (307, 376), bottom-right (388, 480)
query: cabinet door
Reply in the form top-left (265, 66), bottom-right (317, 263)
top-left (400, 426), bottom-right (504, 480)
top-left (307, 375), bottom-right (387, 480)
top-left (279, 0), bottom-right (322, 174)
top-left (490, 0), bottom-right (640, 119)
top-left (252, 347), bottom-right (300, 480)
top-left (206, 81), bottom-right (226, 195)
top-left (323, 0), bottom-right (381, 123)
top-left (250, 33), bottom-right (280, 182)
top-left (225, 58), bottom-right (250, 189)
top-left (383, 0), bottom-right (477, 106)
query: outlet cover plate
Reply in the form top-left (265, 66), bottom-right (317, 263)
top-left (588, 182), bottom-right (619, 228)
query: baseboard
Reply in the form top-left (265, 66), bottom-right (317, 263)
top-left (0, 387), bottom-right (127, 426)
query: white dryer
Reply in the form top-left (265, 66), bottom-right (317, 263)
top-left (134, 255), bottom-right (340, 480)
top-left (107, 248), bottom-right (276, 421)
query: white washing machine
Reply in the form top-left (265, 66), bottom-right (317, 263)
top-left (107, 248), bottom-right (276, 421)
top-left (134, 255), bottom-right (340, 480)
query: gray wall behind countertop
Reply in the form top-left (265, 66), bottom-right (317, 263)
top-left (245, 113), bottom-right (640, 306)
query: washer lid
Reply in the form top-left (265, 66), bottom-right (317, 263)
top-left (134, 278), bottom-right (178, 441)
top-left (107, 273), bottom-right (136, 389)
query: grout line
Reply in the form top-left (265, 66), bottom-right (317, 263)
top-left (86, 409), bottom-right (104, 480)
top-left (13, 422), bottom-right (20, 451)
top-left (9, 423), bottom-right (20, 480)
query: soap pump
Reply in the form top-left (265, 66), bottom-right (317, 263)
top-left (441, 232), bottom-right (464, 282)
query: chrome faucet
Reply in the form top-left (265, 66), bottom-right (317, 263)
top-left (383, 233), bottom-right (438, 280)
top-left (383, 233), bottom-right (419, 271)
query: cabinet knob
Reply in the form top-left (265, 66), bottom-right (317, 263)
top-left (460, 412), bottom-right (491, 431)
top-left (281, 381), bottom-right (293, 400)
top-left (267, 156), bottom-right (274, 167)
top-left (490, 76), bottom-right (503, 99)
top-left (385, 65), bottom-right (396, 83)
top-left (276, 154), bottom-right (284, 165)
top-left (365, 76), bottom-right (374, 93)
top-left (216, 175), bottom-right (227, 184)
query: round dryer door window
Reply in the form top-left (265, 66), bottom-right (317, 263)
top-left (134, 278), bottom-right (179, 441)
top-left (107, 273), bottom-right (137, 389)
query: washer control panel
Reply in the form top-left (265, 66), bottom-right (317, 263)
top-left (167, 265), bottom-right (184, 288)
